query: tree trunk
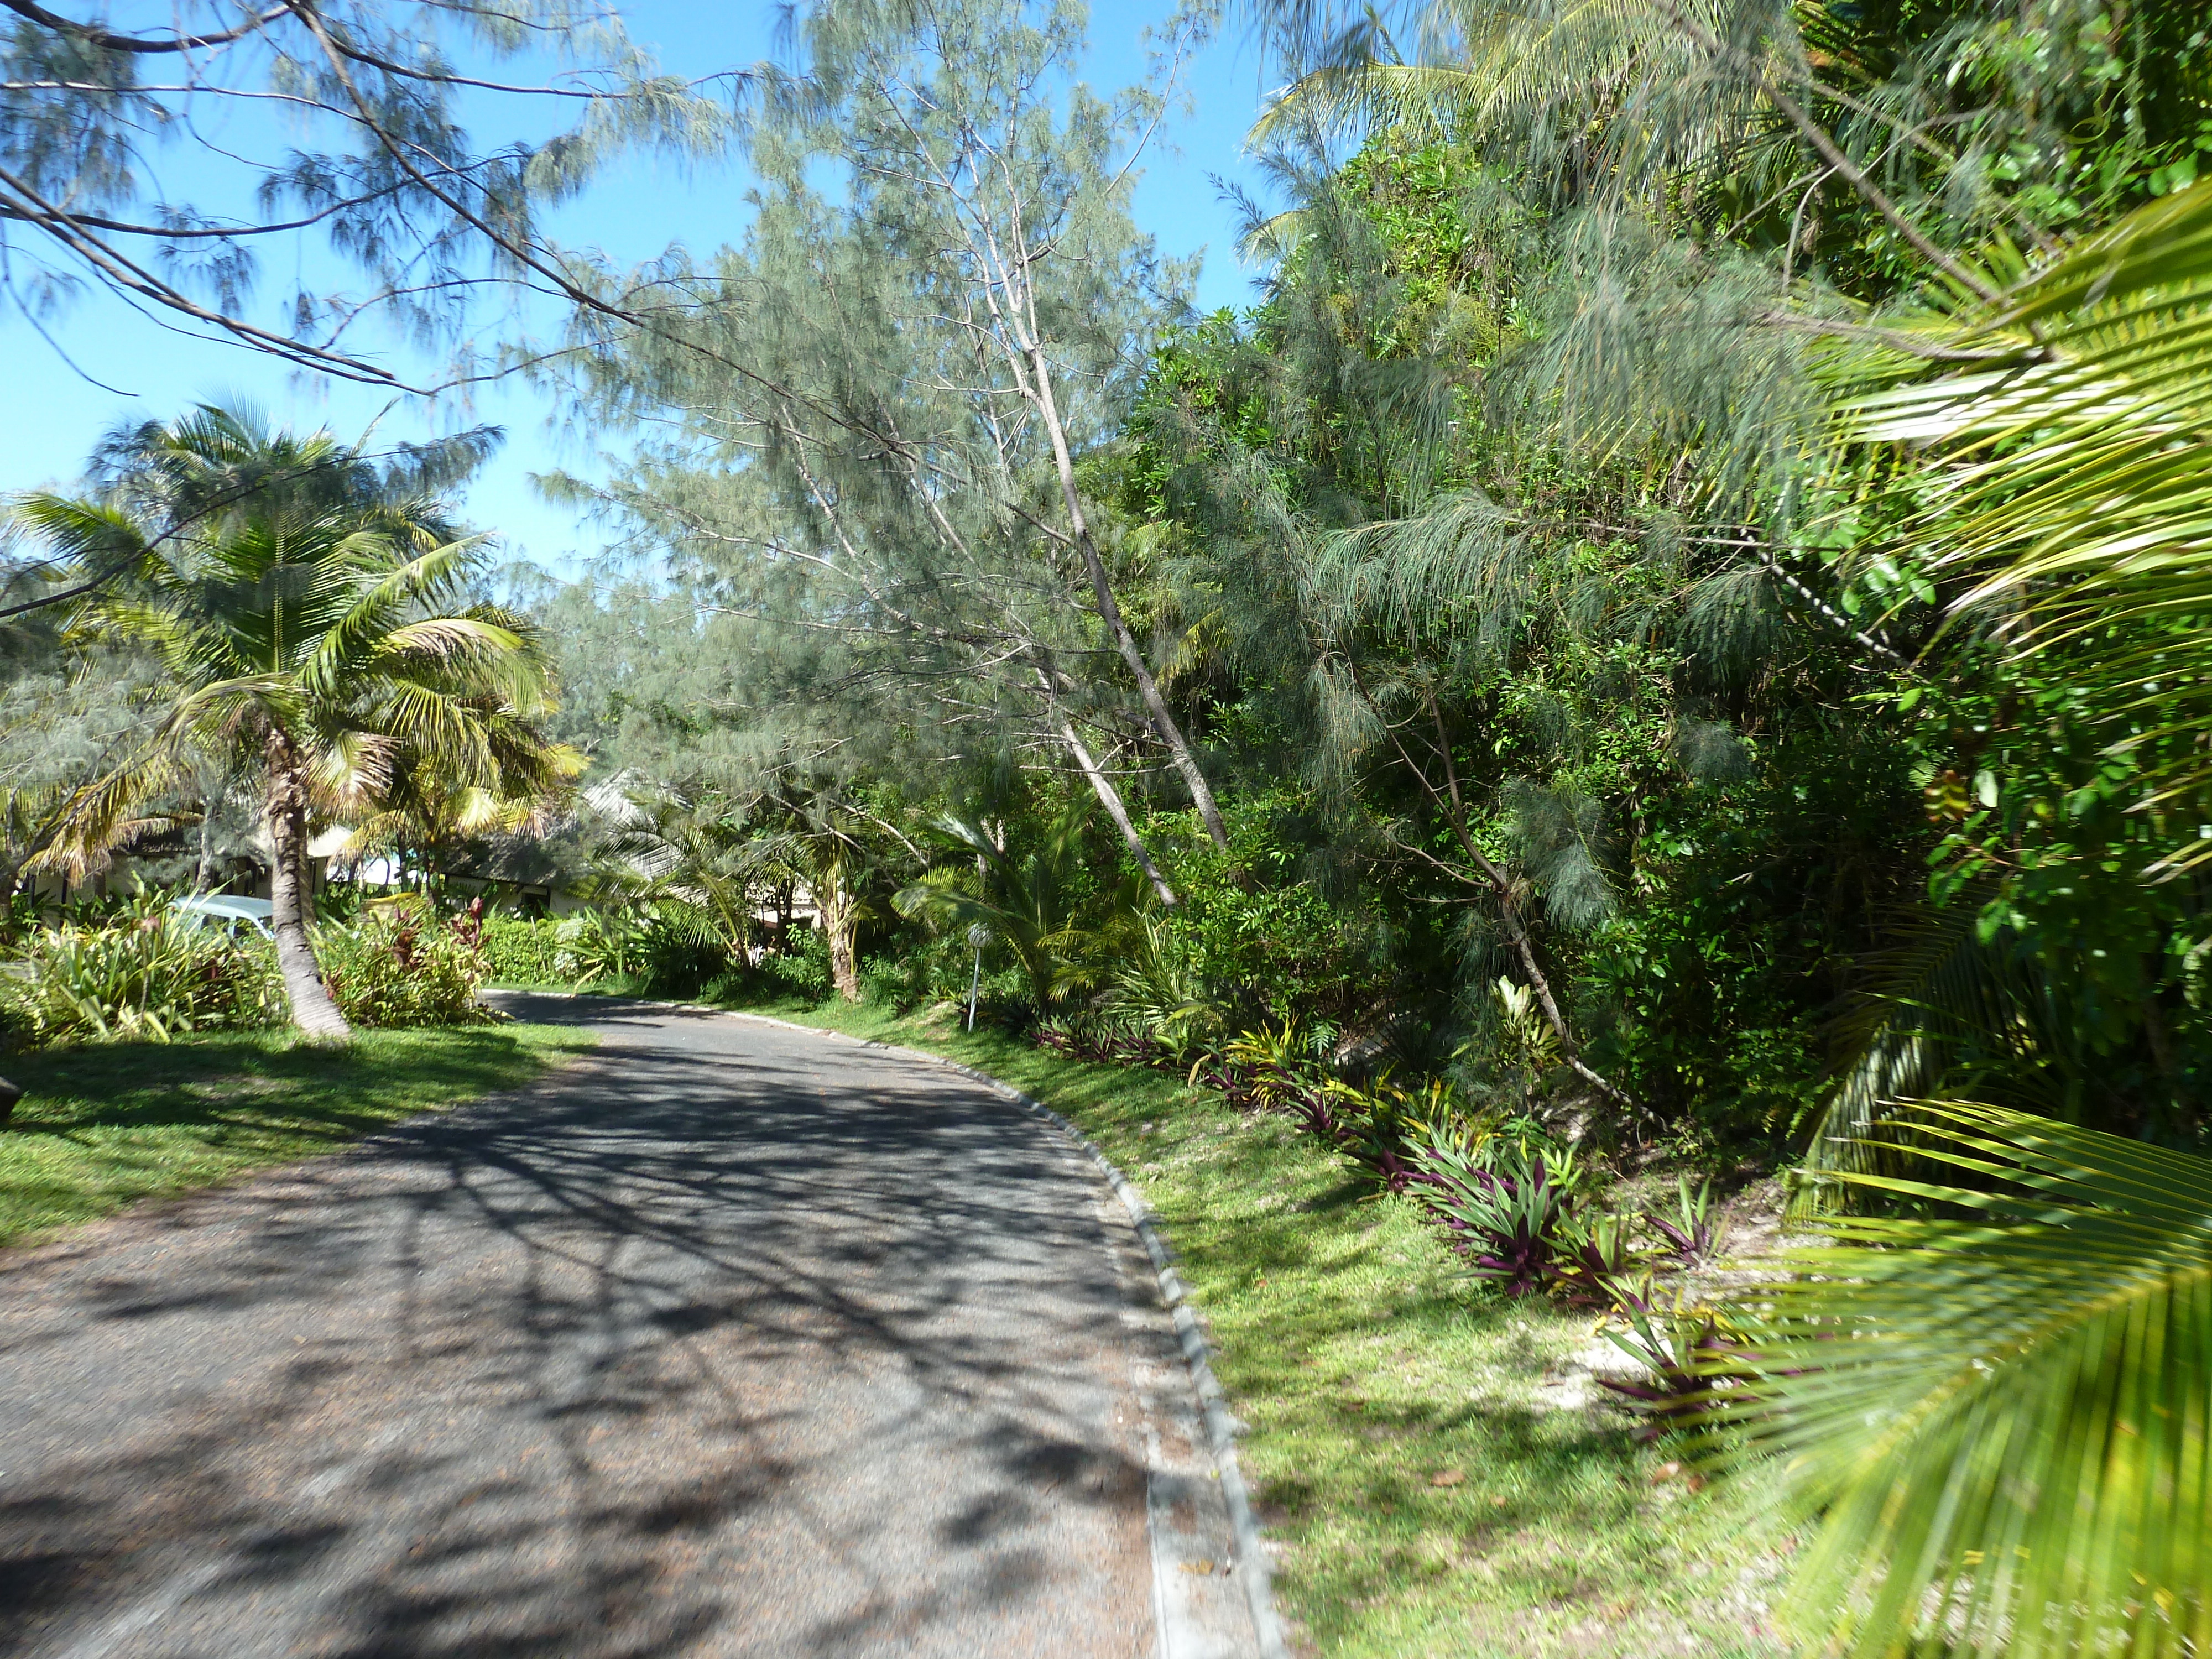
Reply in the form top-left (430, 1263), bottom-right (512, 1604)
top-left (1026, 351), bottom-right (1232, 853)
top-left (820, 866), bottom-right (862, 1003)
top-left (1058, 718), bottom-right (1177, 906)
top-left (265, 732), bottom-right (351, 1042)
top-left (196, 779), bottom-right (221, 890)
top-left (196, 812), bottom-right (217, 890)
top-left (1375, 679), bottom-right (1644, 1122)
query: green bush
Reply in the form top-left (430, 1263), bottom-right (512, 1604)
top-left (318, 904), bottom-right (490, 1028)
top-left (858, 927), bottom-right (988, 1013)
top-left (551, 909), bottom-right (634, 984)
top-left (547, 907), bottom-right (730, 998)
top-left (755, 928), bottom-right (833, 1000)
top-left (1157, 792), bottom-right (1391, 1027)
top-left (0, 909), bottom-right (285, 1048)
top-left (630, 914), bottom-right (729, 997)
top-left (1100, 915), bottom-right (1224, 1061)
top-left (479, 914), bottom-right (565, 984)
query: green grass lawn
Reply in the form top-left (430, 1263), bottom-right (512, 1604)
top-left (0, 1023), bottom-right (593, 1248)
top-left (720, 994), bottom-right (1797, 1658)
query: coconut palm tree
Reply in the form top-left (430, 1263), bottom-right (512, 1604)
top-left (1695, 181), bottom-right (2212, 1657)
top-left (13, 405), bottom-right (562, 1040)
top-left (339, 717), bottom-right (587, 891)
top-left (588, 785), bottom-right (776, 965)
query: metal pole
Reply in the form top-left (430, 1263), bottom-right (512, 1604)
top-left (966, 947), bottom-right (982, 1032)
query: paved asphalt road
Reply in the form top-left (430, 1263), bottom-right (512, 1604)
top-left (0, 997), bottom-right (1250, 1658)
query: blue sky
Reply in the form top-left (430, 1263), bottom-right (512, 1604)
top-left (0, 2), bottom-right (1280, 575)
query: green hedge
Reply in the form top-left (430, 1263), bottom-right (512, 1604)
top-left (479, 915), bottom-right (565, 984)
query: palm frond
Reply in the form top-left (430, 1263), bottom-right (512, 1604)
top-left (1845, 182), bottom-right (2212, 855)
top-left (304, 534), bottom-right (499, 690)
top-left (1803, 895), bottom-right (2082, 1201)
top-left (1716, 1102), bottom-right (2212, 1659)
top-left (30, 743), bottom-right (195, 877)
top-left (7, 493), bottom-right (154, 574)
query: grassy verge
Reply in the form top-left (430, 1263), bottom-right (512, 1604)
top-left (0, 1023), bottom-right (593, 1248)
top-left (712, 993), bottom-right (1795, 1658)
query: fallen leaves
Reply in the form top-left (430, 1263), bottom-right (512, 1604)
top-left (1650, 1460), bottom-right (1709, 1493)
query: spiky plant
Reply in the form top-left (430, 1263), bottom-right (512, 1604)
top-left (894, 807), bottom-right (1128, 1015)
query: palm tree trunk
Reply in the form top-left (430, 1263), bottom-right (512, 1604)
top-left (821, 868), bottom-right (862, 1003)
top-left (197, 802), bottom-right (218, 890)
top-left (264, 732), bottom-right (351, 1041)
top-left (195, 770), bottom-right (224, 890)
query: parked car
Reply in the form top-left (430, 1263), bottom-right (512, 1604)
top-left (168, 894), bottom-right (274, 938)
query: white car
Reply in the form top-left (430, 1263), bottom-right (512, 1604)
top-left (169, 894), bottom-right (275, 938)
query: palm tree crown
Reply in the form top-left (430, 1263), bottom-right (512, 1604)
top-left (12, 405), bottom-right (567, 1037)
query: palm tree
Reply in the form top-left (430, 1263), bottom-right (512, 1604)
top-left (589, 785), bottom-right (775, 965)
top-left (340, 716), bottom-right (587, 890)
top-left (13, 405), bottom-right (561, 1040)
top-left (894, 807), bottom-right (1127, 1014)
top-left (1705, 182), bottom-right (2212, 1657)
top-left (761, 793), bottom-right (900, 1005)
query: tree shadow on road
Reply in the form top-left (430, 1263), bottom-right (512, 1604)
top-left (0, 1000), bottom-right (1161, 1659)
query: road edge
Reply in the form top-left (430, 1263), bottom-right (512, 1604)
top-left (494, 992), bottom-right (1290, 1659)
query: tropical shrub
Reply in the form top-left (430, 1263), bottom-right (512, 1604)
top-left (1595, 1285), bottom-right (1750, 1443)
top-left (754, 928), bottom-right (833, 1001)
top-left (1644, 1177), bottom-right (1718, 1268)
top-left (544, 906), bottom-right (732, 998)
top-left (856, 927), bottom-right (979, 1011)
top-left (1404, 1132), bottom-right (1577, 1297)
top-left (1172, 1015), bottom-right (1718, 1308)
top-left (1035, 1010), bottom-right (1172, 1068)
top-left (1207, 1019), bottom-right (1339, 1111)
top-left (1098, 915), bottom-right (1224, 1061)
top-left (552, 909), bottom-right (638, 986)
top-left (627, 910), bottom-right (729, 998)
top-left (895, 807), bottom-right (1131, 1016)
top-left (1546, 1206), bottom-right (1644, 1306)
top-left (1163, 797), bottom-right (1389, 1027)
top-left (478, 915), bottom-right (565, 984)
top-left (318, 904), bottom-right (489, 1028)
top-left (0, 910), bottom-right (285, 1047)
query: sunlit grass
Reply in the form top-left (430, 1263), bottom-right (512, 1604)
top-left (0, 1023), bottom-right (593, 1248)
top-left (732, 994), bottom-right (1797, 1657)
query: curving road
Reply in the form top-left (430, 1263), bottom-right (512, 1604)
top-left (0, 996), bottom-right (1254, 1658)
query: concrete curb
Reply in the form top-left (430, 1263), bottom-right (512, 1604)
top-left (491, 992), bottom-right (1290, 1659)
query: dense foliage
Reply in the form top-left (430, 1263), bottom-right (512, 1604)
top-left (7, 0), bottom-right (2211, 1652)
top-left (317, 902), bottom-right (494, 1030)
top-left (0, 905), bottom-right (284, 1047)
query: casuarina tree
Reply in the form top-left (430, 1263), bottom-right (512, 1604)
top-left (555, 0), bottom-right (1224, 886)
